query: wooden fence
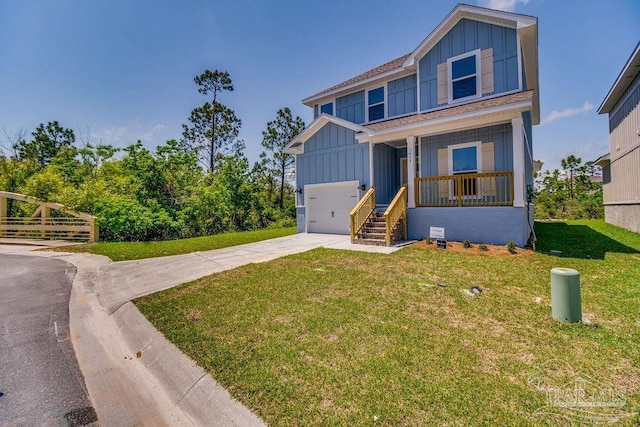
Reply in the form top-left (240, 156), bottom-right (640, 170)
top-left (0, 191), bottom-right (98, 242)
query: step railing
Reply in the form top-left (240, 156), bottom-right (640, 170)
top-left (349, 185), bottom-right (376, 243)
top-left (414, 171), bottom-right (514, 207)
top-left (383, 185), bottom-right (407, 246)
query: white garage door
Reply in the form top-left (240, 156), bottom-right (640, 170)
top-left (306, 182), bottom-right (361, 234)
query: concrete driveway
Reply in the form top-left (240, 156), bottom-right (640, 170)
top-left (97, 232), bottom-right (400, 313)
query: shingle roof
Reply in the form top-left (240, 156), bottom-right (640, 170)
top-left (312, 54), bottom-right (410, 98)
top-left (364, 91), bottom-right (534, 132)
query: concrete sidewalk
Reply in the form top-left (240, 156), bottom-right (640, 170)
top-left (3, 233), bottom-right (403, 426)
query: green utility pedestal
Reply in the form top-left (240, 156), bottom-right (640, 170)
top-left (550, 267), bottom-right (581, 323)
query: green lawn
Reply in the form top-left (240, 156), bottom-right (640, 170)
top-left (136, 220), bottom-right (640, 425)
top-left (60, 227), bottom-right (296, 261)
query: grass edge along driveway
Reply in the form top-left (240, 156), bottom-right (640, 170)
top-left (57, 227), bottom-right (296, 261)
top-left (136, 220), bottom-right (640, 425)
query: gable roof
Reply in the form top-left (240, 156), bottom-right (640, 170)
top-left (598, 42), bottom-right (640, 115)
top-left (302, 3), bottom-right (539, 123)
top-left (283, 114), bottom-right (372, 155)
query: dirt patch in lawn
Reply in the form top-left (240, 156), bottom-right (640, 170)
top-left (412, 240), bottom-right (535, 257)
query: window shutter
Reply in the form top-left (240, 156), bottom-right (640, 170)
top-left (481, 142), bottom-right (496, 199)
top-left (481, 48), bottom-right (494, 94)
top-left (437, 148), bottom-right (448, 198)
top-left (437, 63), bottom-right (448, 105)
top-left (482, 142), bottom-right (494, 172)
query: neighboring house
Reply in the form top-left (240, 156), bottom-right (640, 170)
top-left (595, 42), bottom-right (640, 233)
top-left (285, 4), bottom-right (539, 246)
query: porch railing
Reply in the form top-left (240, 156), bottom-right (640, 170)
top-left (384, 185), bottom-right (407, 246)
top-left (349, 185), bottom-right (376, 243)
top-left (415, 171), bottom-right (514, 207)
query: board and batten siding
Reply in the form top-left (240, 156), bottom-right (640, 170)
top-left (419, 19), bottom-right (519, 111)
top-left (296, 122), bottom-right (370, 206)
top-left (388, 74), bottom-right (417, 118)
top-left (604, 72), bottom-right (640, 206)
top-left (419, 123), bottom-right (513, 177)
top-left (336, 90), bottom-right (365, 124)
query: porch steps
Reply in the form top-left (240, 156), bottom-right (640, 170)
top-left (355, 213), bottom-right (404, 246)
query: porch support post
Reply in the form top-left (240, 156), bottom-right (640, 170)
top-left (369, 141), bottom-right (374, 191)
top-left (512, 117), bottom-right (525, 207)
top-left (406, 135), bottom-right (416, 208)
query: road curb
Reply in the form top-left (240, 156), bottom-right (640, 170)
top-left (113, 301), bottom-right (265, 426)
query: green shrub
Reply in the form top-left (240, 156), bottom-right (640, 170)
top-left (479, 243), bottom-right (489, 251)
top-left (506, 240), bottom-right (517, 254)
top-left (462, 239), bottom-right (472, 248)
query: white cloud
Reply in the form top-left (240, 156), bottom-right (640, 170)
top-left (477, 0), bottom-right (529, 12)
top-left (92, 123), bottom-right (167, 146)
top-left (541, 101), bottom-right (595, 125)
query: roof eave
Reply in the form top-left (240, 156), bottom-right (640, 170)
top-left (301, 66), bottom-right (414, 107)
top-left (598, 42), bottom-right (640, 115)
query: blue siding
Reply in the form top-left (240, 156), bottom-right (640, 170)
top-left (336, 90), bottom-right (365, 124)
top-left (407, 206), bottom-right (529, 247)
top-left (419, 19), bottom-right (519, 111)
top-left (296, 122), bottom-right (370, 194)
top-left (388, 74), bottom-right (417, 117)
top-left (313, 104), bottom-right (318, 119)
top-left (420, 124), bottom-right (513, 176)
top-left (373, 143), bottom-right (400, 204)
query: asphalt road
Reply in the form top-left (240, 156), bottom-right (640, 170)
top-left (0, 254), bottom-right (98, 426)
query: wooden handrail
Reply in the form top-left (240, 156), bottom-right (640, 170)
top-left (415, 171), bottom-right (514, 207)
top-left (350, 186), bottom-right (376, 243)
top-left (383, 185), bottom-right (407, 246)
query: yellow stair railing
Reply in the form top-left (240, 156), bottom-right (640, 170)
top-left (349, 186), bottom-right (376, 243)
top-left (383, 185), bottom-right (407, 246)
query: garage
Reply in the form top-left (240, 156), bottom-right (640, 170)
top-left (305, 181), bottom-right (361, 234)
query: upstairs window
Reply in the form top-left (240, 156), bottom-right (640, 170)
top-left (448, 50), bottom-right (481, 103)
top-left (367, 87), bottom-right (385, 121)
top-left (320, 102), bottom-right (333, 115)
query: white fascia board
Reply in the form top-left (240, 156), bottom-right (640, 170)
top-left (518, 24), bottom-right (540, 124)
top-left (356, 100), bottom-right (532, 143)
top-left (284, 114), bottom-right (373, 153)
top-left (598, 42), bottom-right (640, 114)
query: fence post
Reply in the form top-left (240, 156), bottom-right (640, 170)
top-left (41, 205), bottom-right (50, 239)
top-left (0, 195), bottom-right (6, 238)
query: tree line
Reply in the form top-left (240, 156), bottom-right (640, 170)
top-left (0, 70), bottom-right (305, 241)
top-left (534, 154), bottom-right (603, 220)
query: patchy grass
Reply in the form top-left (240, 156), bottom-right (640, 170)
top-left (58, 227), bottom-right (296, 261)
top-left (136, 220), bottom-right (640, 425)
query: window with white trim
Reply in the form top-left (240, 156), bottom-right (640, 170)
top-left (447, 50), bottom-right (481, 103)
top-left (367, 87), bottom-right (385, 121)
top-left (448, 141), bottom-right (482, 197)
top-left (320, 102), bottom-right (333, 115)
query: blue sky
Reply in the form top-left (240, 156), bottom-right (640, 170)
top-left (0, 0), bottom-right (638, 172)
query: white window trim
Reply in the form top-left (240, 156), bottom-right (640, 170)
top-left (447, 49), bottom-right (482, 104)
top-left (448, 141), bottom-right (483, 175)
top-left (366, 86), bottom-right (385, 123)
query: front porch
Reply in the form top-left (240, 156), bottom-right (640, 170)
top-left (350, 170), bottom-right (522, 247)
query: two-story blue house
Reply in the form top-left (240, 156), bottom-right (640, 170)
top-left (285, 4), bottom-right (539, 247)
